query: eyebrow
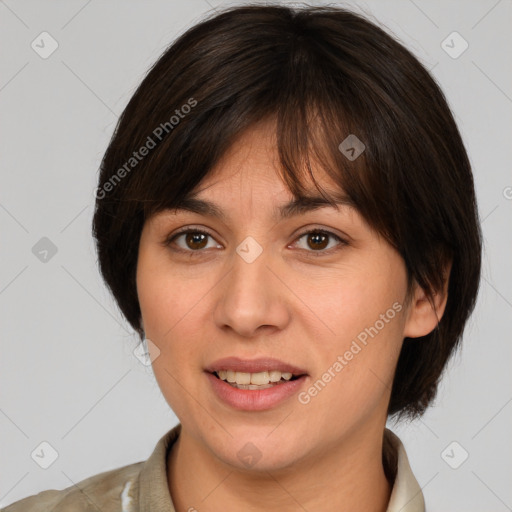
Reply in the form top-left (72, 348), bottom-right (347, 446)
top-left (169, 194), bottom-right (355, 222)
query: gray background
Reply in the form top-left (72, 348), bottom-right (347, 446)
top-left (1, 0), bottom-right (511, 510)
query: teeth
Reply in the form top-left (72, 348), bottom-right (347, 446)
top-left (236, 372), bottom-right (251, 385)
top-left (215, 370), bottom-right (296, 386)
top-left (251, 371), bottom-right (269, 385)
top-left (231, 383), bottom-right (276, 390)
top-left (269, 370), bottom-right (282, 382)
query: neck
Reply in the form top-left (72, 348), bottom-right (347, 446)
top-left (167, 424), bottom-right (392, 512)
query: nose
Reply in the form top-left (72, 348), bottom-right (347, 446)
top-left (212, 244), bottom-right (291, 339)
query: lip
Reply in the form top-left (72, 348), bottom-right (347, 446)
top-left (205, 356), bottom-right (308, 375)
top-left (204, 357), bottom-right (309, 412)
top-left (206, 372), bottom-right (308, 411)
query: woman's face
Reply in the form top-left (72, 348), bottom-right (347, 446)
top-left (136, 120), bottom-right (415, 471)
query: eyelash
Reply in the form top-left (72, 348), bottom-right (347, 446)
top-left (164, 226), bottom-right (347, 257)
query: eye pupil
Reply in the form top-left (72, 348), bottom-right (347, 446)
top-left (308, 232), bottom-right (328, 250)
top-left (186, 232), bottom-right (208, 250)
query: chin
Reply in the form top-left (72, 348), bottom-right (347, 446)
top-left (209, 427), bottom-right (307, 473)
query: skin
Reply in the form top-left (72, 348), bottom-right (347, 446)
top-left (136, 118), bottom-right (449, 512)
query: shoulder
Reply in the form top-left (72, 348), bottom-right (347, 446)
top-left (1, 461), bottom-right (144, 512)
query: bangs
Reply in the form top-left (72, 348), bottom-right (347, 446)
top-left (130, 30), bottom-right (393, 248)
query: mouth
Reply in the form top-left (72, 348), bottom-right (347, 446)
top-left (204, 356), bottom-right (309, 400)
top-left (210, 369), bottom-right (303, 390)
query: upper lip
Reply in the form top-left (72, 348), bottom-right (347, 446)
top-left (205, 357), bottom-right (308, 375)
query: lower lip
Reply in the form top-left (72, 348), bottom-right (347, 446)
top-left (206, 372), bottom-right (308, 411)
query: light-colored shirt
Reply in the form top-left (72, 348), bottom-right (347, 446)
top-left (2, 425), bottom-right (425, 511)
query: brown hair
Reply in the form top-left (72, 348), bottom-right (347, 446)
top-left (92, 3), bottom-right (482, 419)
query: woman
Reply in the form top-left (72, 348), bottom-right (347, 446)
top-left (4, 3), bottom-right (481, 511)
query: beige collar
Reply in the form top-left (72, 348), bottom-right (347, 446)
top-left (384, 429), bottom-right (425, 511)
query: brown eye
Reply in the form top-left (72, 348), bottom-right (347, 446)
top-left (183, 232), bottom-right (209, 250)
top-left (293, 230), bottom-right (346, 254)
top-left (306, 232), bottom-right (330, 250)
top-left (166, 229), bottom-right (219, 253)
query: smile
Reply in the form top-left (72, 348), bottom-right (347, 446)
top-left (213, 370), bottom-right (299, 389)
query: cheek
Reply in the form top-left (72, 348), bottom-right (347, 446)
top-left (136, 251), bottom-right (210, 341)
top-left (304, 266), bottom-right (405, 346)
top-left (137, 281), bottom-right (197, 420)
top-left (299, 265), bottom-right (406, 415)
top-left (299, 316), bottom-right (403, 433)
top-left (136, 254), bottom-right (217, 414)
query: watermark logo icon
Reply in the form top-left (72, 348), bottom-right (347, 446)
top-left (236, 236), bottom-right (263, 264)
top-left (237, 442), bottom-right (262, 468)
top-left (338, 134), bottom-right (366, 161)
top-left (133, 338), bottom-right (160, 366)
top-left (441, 32), bottom-right (468, 59)
top-left (31, 441), bottom-right (59, 469)
top-left (32, 237), bottom-right (58, 263)
top-left (31, 32), bottom-right (59, 59)
top-left (441, 441), bottom-right (469, 469)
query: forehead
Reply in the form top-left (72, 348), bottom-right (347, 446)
top-left (175, 119), bottom-right (353, 220)
top-left (200, 116), bottom-right (339, 187)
